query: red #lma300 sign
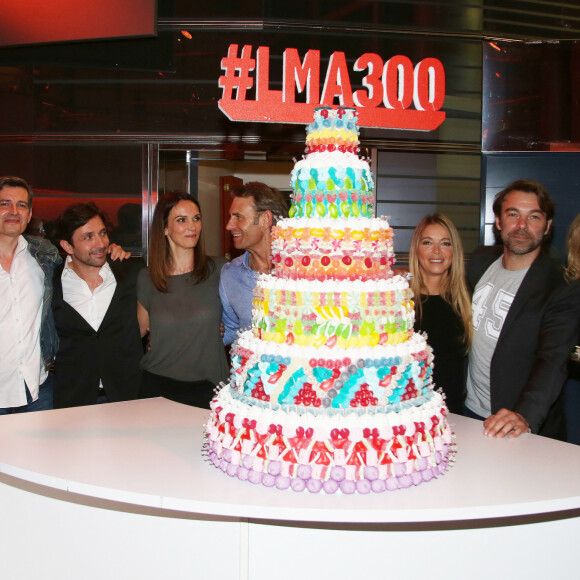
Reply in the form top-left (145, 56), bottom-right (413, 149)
top-left (218, 45), bottom-right (446, 131)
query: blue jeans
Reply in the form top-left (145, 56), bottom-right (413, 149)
top-left (0, 374), bottom-right (54, 415)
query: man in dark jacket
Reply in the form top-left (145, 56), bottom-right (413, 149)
top-left (465, 179), bottom-right (580, 440)
top-left (52, 202), bottom-right (143, 408)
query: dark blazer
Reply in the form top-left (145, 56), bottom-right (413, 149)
top-left (52, 258), bottom-right (144, 408)
top-left (467, 251), bottom-right (580, 439)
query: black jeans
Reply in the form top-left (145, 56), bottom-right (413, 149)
top-left (462, 404), bottom-right (486, 421)
top-left (140, 370), bottom-right (215, 410)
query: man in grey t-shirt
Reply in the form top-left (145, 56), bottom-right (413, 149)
top-left (466, 259), bottom-right (528, 417)
top-left (465, 179), bottom-right (579, 440)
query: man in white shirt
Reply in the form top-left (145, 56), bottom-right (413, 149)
top-left (51, 203), bottom-right (143, 407)
top-left (0, 176), bottom-right (61, 414)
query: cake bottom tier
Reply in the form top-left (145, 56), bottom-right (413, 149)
top-left (205, 386), bottom-right (453, 494)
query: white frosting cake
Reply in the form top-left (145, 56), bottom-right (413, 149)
top-left (205, 106), bottom-right (453, 494)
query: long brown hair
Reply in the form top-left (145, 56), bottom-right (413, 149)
top-left (409, 213), bottom-right (473, 350)
top-left (565, 212), bottom-right (580, 282)
top-left (148, 191), bottom-right (214, 292)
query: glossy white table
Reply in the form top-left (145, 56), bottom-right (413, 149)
top-left (1, 398), bottom-right (579, 580)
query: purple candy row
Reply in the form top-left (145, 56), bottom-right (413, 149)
top-left (207, 446), bottom-right (449, 494)
top-left (208, 440), bottom-right (447, 478)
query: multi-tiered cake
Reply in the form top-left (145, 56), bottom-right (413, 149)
top-left (205, 106), bottom-right (452, 494)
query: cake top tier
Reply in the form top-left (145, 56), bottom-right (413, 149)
top-left (305, 107), bottom-right (360, 156)
top-left (289, 106), bottom-right (375, 220)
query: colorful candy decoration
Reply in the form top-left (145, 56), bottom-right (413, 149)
top-left (271, 217), bottom-right (395, 281)
top-left (205, 388), bottom-right (452, 494)
top-left (230, 333), bottom-right (432, 409)
top-left (252, 276), bottom-right (415, 349)
top-left (205, 106), bottom-right (454, 494)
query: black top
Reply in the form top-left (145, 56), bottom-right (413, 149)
top-left (415, 295), bottom-right (466, 414)
top-left (568, 333), bottom-right (580, 382)
top-left (568, 281), bottom-right (580, 382)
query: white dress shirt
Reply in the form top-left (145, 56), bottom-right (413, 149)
top-left (0, 236), bottom-right (46, 407)
top-left (61, 256), bottom-right (117, 331)
top-left (61, 257), bottom-right (117, 391)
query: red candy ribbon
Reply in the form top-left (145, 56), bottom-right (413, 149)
top-left (330, 428), bottom-right (350, 440)
top-left (296, 426), bottom-right (314, 438)
top-left (269, 424), bottom-right (282, 435)
top-left (363, 428), bottom-right (379, 439)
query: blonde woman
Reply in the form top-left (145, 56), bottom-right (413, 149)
top-left (409, 213), bottom-right (472, 414)
top-left (565, 212), bottom-right (580, 283)
top-left (564, 213), bottom-right (580, 443)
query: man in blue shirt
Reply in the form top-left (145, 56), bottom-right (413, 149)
top-left (219, 182), bottom-right (288, 345)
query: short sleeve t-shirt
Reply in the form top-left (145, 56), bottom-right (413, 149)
top-left (465, 257), bottom-right (529, 417)
top-left (137, 259), bottom-right (229, 385)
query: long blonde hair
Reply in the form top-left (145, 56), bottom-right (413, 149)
top-left (565, 212), bottom-right (580, 282)
top-left (409, 213), bottom-right (473, 350)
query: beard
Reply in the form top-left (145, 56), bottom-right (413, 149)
top-left (501, 228), bottom-right (544, 255)
top-left (78, 247), bottom-right (108, 267)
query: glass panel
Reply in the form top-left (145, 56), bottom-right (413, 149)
top-left (0, 143), bottom-right (34, 179)
top-left (0, 143), bottom-right (143, 253)
top-left (158, 150), bottom-right (294, 258)
top-left (0, 65), bottom-right (34, 133)
top-left (483, 40), bottom-right (580, 152)
top-left (163, 1), bottom-right (580, 39)
top-left (376, 151), bottom-right (481, 257)
top-left (482, 1), bottom-right (580, 39)
top-left (482, 152), bottom-right (579, 257)
top-left (263, 1), bottom-right (483, 32)
top-left (0, 29), bottom-right (481, 149)
top-left (156, 146), bottom-right (481, 262)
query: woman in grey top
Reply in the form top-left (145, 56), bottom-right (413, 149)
top-left (137, 191), bottom-right (228, 409)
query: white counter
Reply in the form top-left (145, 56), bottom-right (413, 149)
top-left (1, 398), bottom-right (579, 579)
